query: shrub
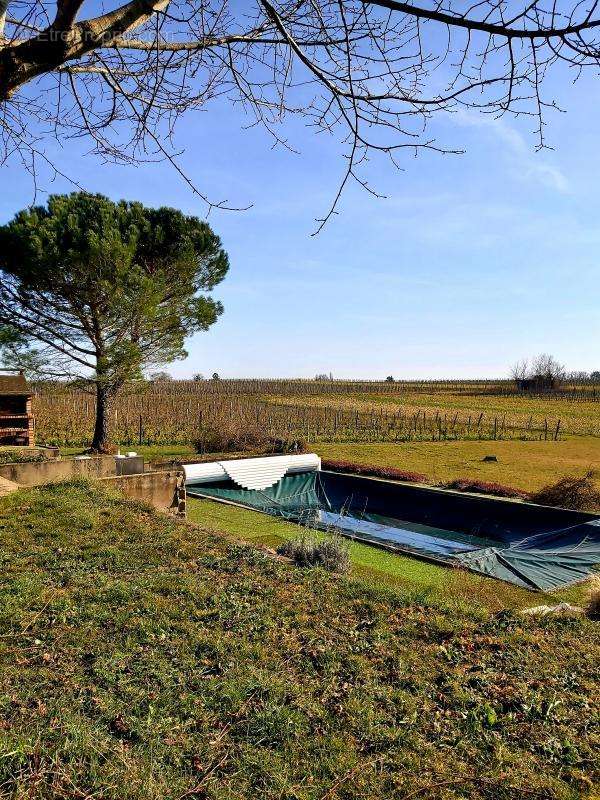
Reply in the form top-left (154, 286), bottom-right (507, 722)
top-left (277, 533), bottom-right (350, 573)
top-left (0, 450), bottom-right (47, 465)
top-left (529, 470), bottom-right (600, 511)
top-left (193, 426), bottom-right (264, 454)
top-left (586, 577), bottom-right (600, 620)
top-left (321, 459), bottom-right (426, 483)
top-left (277, 533), bottom-right (318, 567)
top-left (193, 424), bottom-right (306, 455)
top-left (443, 478), bottom-right (528, 499)
top-left (315, 535), bottom-right (351, 573)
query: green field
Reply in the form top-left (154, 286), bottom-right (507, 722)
top-left (316, 437), bottom-right (600, 493)
top-left (0, 481), bottom-right (598, 799)
top-left (62, 435), bottom-right (600, 496)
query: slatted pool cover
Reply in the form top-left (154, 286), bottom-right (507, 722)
top-left (186, 471), bottom-right (600, 591)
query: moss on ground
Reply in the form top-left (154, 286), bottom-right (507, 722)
top-left (2, 481), bottom-right (594, 799)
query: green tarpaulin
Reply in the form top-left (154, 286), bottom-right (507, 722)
top-left (189, 471), bottom-right (322, 517)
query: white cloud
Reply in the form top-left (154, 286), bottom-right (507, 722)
top-left (452, 110), bottom-right (570, 193)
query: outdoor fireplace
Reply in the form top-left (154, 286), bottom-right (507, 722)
top-left (0, 370), bottom-right (35, 447)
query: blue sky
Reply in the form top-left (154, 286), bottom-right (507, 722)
top-left (2, 56), bottom-right (599, 379)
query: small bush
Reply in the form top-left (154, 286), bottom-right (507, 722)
top-left (277, 533), bottom-right (318, 567)
top-left (0, 450), bottom-right (47, 465)
top-left (586, 577), bottom-right (600, 620)
top-left (277, 533), bottom-right (350, 573)
top-left (443, 478), bottom-right (528, 499)
top-left (315, 535), bottom-right (351, 573)
top-left (321, 459), bottom-right (426, 483)
top-left (530, 470), bottom-right (600, 511)
top-left (193, 426), bottom-right (264, 454)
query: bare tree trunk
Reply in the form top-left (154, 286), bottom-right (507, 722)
top-left (91, 381), bottom-right (114, 452)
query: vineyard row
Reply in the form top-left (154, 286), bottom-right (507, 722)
top-left (34, 394), bottom-right (569, 447)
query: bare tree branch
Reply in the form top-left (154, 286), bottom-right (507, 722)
top-left (53, 0), bottom-right (86, 31)
top-left (364, 0), bottom-right (600, 39)
top-left (0, 0), bottom-right (7, 39)
top-left (2, 0), bottom-right (599, 226)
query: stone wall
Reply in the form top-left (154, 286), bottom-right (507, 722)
top-left (0, 455), bottom-right (117, 486)
top-left (100, 471), bottom-right (185, 516)
top-left (0, 455), bottom-right (185, 517)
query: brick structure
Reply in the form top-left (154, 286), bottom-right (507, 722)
top-left (0, 370), bottom-right (35, 447)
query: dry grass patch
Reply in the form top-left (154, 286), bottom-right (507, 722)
top-left (277, 532), bottom-right (350, 572)
top-left (530, 470), bottom-right (600, 511)
top-left (586, 577), bottom-right (600, 619)
top-left (316, 439), bottom-right (600, 493)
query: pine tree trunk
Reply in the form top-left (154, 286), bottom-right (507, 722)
top-left (91, 382), bottom-right (114, 453)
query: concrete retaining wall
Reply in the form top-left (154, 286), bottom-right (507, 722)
top-left (0, 455), bottom-right (117, 486)
top-left (0, 456), bottom-right (186, 517)
top-left (100, 471), bottom-right (185, 516)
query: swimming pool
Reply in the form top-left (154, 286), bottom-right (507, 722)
top-left (186, 468), bottom-right (600, 591)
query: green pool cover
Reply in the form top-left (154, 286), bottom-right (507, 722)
top-left (187, 471), bottom-right (600, 591)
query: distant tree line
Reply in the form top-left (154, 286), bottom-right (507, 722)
top-left (511, 354), bottom-right (600, 391)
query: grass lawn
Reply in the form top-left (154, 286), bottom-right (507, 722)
top-left (0, 481), bottom-right (598, 799)
top-left (60, 444), bottom-right (197, 461)
top-left (187, 497), bottom-right (591, 611)
top-left (316, 437), bottom-right (600, 493)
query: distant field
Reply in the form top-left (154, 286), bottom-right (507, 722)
top-left (316, 437), bottom-right (600, 493)
top-left (34, 380), bottom-right (600, 497)
top-left (33, 377), bottom-right (599, 499)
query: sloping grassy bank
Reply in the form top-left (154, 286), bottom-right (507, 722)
top-left (0, 482), bottom-right (598, 800)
